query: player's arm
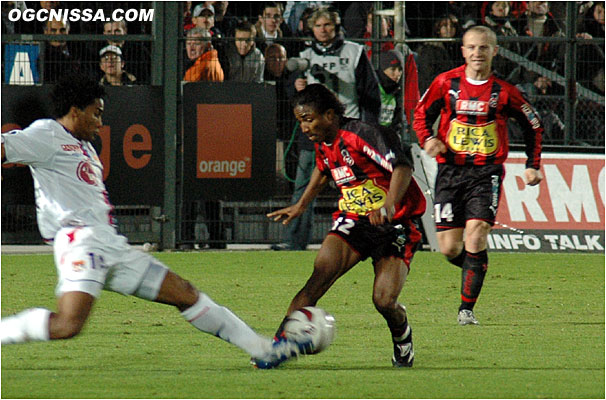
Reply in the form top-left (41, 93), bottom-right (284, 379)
top-left (1, 142), bottom-right (5, 163)
top-left (267, 166), bottom-right (329, 225)
top-left (507, 87), bottom-right (544, 186)
top-left (412, 78), bottom-right (447, 157)
top-left (369, 164), bottom-right (412, 225)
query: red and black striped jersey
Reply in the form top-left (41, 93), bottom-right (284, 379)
top-left (413, 65), bottom-right (543, 169)
top-left (315, 119), bottom-right (426, 221)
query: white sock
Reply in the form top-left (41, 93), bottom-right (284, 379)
top-left (1, 308), bottom-right (51, 345)
top-left (181, 292), bottom-right (271, 358)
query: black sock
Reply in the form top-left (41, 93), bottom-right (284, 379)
top-left (459, 250), bottom-right (488, 311)
top-left (447, 248), bottom-right (466, 269)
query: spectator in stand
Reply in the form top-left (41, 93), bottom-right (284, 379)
top-left (42, 19), bottom-right (83, 83)
top-left (184, 1), bottom-right (194, 31)
top-left (101, 19), bottom-right (151, 84)
top-left (183, 27), bottom-right (224, 82)
top-left (193, 4), bottom-right (222, 37)
top-left (406, 2), bottom-right (476, 38)
top-left (34, 1), bottom-right (60, 34)
top-left (103, 20), bottom-right (126, 47)
top-left (225, 20), bottom-right (264, 82)
top-left (2, 1), bottom-right (28, 34)
top-left (415, 14), bottom-right (462, 93)
top-left (513, 1), bottom-right (565, 94)
top-left (264, 43), bottom-right (296, 138)
top-left (481, 1), bottom-right (522, 82)
top-left (98, 45), bottom-right (136, 86)
top-left (342, 2), bottom-right (373, 38)
top-left (363, 9), bottom-right (395, 59)
top-left (283, 1), bottom-right (327, 35)
top-left (445, 1), bottom-right (479, 31)
top-left (263, 42), bottom-right (288, 83)
top-left (482, 2), bottom-right (518, 37)
top-left (211, 1), bottom-right (238, 37)
top-left (375, 49), bottom-right (420, 134)
top-left (192, 3), bottom-right (228, 69)
top-left (576, 1), bottom-right (605, 94)
top-left (255, 2), bottom-right (291, 54)
top-left (289, 6), bottom-right (316, 56)
top-left (296, 6), bottom-right (381, 124)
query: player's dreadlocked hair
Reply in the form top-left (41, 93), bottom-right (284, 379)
top-left (291, 83), bottom-right (345, 119)
top-left (51, 73), bottom-right (106, 118)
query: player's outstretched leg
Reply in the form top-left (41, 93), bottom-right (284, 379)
top-left (154, 269), bottom-right (312, 368)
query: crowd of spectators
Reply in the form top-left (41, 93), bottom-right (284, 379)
top-left (1, 1), bottom-right (604, 146)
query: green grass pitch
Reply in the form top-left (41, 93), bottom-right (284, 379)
top-left (1, 250), bottom-right (604, 398)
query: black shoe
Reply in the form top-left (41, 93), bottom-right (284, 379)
top-left (392, 325), bottom-right (414, 367)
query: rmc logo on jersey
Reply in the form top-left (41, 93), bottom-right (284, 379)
top-left (331, 165), bottom-right (356, 185)
top-left (456, 100), bottom-right (490, 116)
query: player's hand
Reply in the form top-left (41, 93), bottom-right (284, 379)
top-left (368, 205), bottom-right (395, 226)
top-left (423, 138), bottom-right (447, 158)
top-left (524, 168), bottom-right (543, 186)
top-left (267, 205), bottom-right (303, 225)
top-left (294, 78), bottom-right (307, 92)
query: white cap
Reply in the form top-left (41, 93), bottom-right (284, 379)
top-left (99, 45), bottom-right (122, 58)
top-left (193, 4), bottom-right (215, 17)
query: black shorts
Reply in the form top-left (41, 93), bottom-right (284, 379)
top-left (328, 213), bottom-right (422, 268)
top-left (433, 164), bottom-right (504, 230)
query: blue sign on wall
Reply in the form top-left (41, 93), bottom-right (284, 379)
top-left (4, 43), bottom-right (40, 85)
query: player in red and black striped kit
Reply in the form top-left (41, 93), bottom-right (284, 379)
top-left (268, 83), bottom-right (426, 367)
top-left (413, 25), bottom-right (544, 325)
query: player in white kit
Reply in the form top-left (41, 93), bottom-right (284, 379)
top-left (0, 73), bottom-right (311, 369)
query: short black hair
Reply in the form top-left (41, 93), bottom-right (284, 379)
top-left (51, 73), bottom-right (106, 118)
top-left (235, 20), bottom-right (255, 35)
top-left (291, 83), bottom-right (345, 118)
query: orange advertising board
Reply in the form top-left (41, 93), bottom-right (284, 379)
top-left (196, 104), bottom-right (252, 179)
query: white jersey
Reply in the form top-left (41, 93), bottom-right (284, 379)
top-left (2, 119), bottom-right (114, 241)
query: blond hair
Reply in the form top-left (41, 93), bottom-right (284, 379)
top-left (463, 25), bottom-right (498, 46)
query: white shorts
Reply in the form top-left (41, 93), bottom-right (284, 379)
top-left (53, 225), bottom-right (168, 299)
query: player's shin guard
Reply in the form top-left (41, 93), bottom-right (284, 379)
top-left (459, 250), bottom-right (488, 311)
top-left (1, 308), bottom-right (51, 345)
top-left (181, 292), bottom-right (270, 358)
top-left (447, 248), bottom-right (466, 268)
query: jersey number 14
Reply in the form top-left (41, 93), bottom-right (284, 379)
top-left (434, 203), bottom-right (454, 223)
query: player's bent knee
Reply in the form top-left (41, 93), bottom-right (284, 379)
top-left (372, 291), bottom-right (398, 314)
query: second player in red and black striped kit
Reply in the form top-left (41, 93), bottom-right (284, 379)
top-left (268, 83), bottom-right (426, 367)
top-left (413, 25), bottom-right (544, 325)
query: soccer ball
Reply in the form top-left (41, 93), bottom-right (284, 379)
top-left (283, 306), bottom-right (336, 354)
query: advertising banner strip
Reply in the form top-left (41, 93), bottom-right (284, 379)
top-left (491, 151), bottom-right (604, 252)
